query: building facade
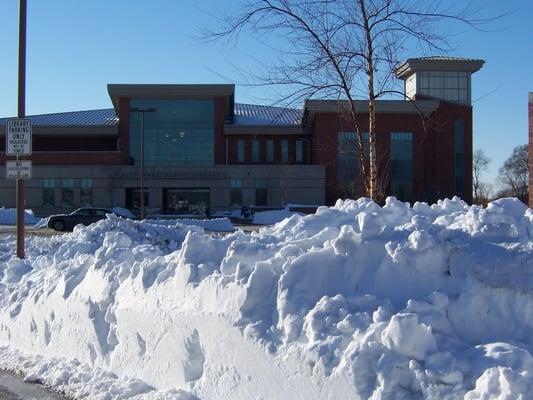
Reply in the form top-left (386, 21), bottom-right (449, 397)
top-left (0, 57), bottom-right (483, 216)
top-left (528, 93), bottom-right (533, 207)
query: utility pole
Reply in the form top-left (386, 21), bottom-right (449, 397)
top-left (16, 0), bottom-right (27, 259)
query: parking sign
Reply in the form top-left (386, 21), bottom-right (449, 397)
top-left (6, 118), bottom-right (32, 155)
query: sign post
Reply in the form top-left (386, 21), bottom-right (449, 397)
top-left (15, 0), bottom-right (27, 259)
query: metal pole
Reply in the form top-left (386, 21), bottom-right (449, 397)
top-left (16, 0), bottom-right (27, 259)
top-left (140, 111), bottom-right (144, 220)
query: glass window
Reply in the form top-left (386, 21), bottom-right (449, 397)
top-left (454, 121), bottom-right (465, 196)
top-left (267, 140), bottom-right (274, 162)
top-left (337, 132), bottom-right (369, 185)
top-left (164, 188), bottom-right (209, 216)
top-left (281, 140), bottom-right (289, 162)
top-left (255, 179), bottom-right (268, 206)
top-left (129, 99), bottom-right (215, 167)
top-left (80, 178), bottom-right (92, 207)
top-left (61, 179), bottom-right (74, 208)
top-left (390, 132), bottom-right (413, 202)
top-left (417, 71), bottom-right (469, 105)
top-left (43, 179), bottom-right (55, 208)
top-left (237, 140), bottom-right (245, 163)
top-left (252, 140), bottom-right (260, 163)
top-left (230, 179), bottom-right (242, 207)
top-left (296, 140), bottom-right (303, 163)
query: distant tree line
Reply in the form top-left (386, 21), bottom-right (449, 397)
top-left (473, 144), bottom-right (529, 205)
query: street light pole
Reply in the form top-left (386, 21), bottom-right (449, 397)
top-left (130, 107), bottom-right (156, 220)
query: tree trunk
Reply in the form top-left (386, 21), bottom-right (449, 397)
top-left (359, 0), bottom-right (378, 201)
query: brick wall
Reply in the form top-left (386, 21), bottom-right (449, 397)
top-left (310, 101), bottom-right (473, 204)
top-left (528, 93), bottom-right (533, 207)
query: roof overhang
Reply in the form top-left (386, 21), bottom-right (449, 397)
top-left (303, 99), bottom-right (439, 124)
top-left (107, 84), bottom-right (235, 117)
top-left (395, 58), bottom-right (485, 80)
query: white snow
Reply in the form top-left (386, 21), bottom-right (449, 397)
top-left (0, 196), bottom-right (531, 399)
top-left (212, 207), bottom-right (303, 225)
top-left (0, 207), bottom-right (41, 225)
top-left (112, 207), bottom-right (136, 219)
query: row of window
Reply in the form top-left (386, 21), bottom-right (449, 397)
top-left (236, 139), bottom-right (305, 163)
top-left (42, 178), bottom-right (93, 208)
top-left (337, 131), bottom-right (413, 201)
top-left (337, 126), bottom-right (466, 201)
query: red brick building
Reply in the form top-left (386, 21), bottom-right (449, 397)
top-left (528, 93), bottom-right (533, 207)
top-left (0, 57), bottom-right (483, 215)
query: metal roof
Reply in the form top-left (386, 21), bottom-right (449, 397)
top-left (0, 103), bottom-right (302, 127)
top-left (405, 56), bottom-right (484, 63)
top-left (0, 108), bottom-right (118, 127)
top-left (234, 103), bottom-right (301, 125)
top-left (395, 56), bottom-right (485, 79)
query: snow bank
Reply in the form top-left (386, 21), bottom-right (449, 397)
top-left (0, 197), bottom-right (532, 400)
top-left (112, 207), bottom-right (136, 219)
top-left (0, 207), bottom-right (41, 225)
top-left (147, 218), bottom-right (235, 232)
top-left (252, 208), bottom-right (303, 224)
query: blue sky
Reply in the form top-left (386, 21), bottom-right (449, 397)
top-left (0, 0), bottom-right (532, 185)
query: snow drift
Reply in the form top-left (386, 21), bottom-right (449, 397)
top-left (0, 207), bottom-right (41, 225)
top-left (0, 197), bottom-right (532, 399)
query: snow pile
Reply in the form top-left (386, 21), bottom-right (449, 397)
top-left (112, 207), bottom-right (136, 219)
top-left (212, 208), bottom-right (304, 225)
top-left (148, 218), bottom-right (235, 232)
top-left (252, 208), bottom-right (303, 224)
top-left (0, 197), bottom-right (532, 399)
top-left (0, 207), bottom-right (41, 225)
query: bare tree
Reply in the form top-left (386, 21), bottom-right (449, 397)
top-left (496, 144), bottom-right (528, 203)
top-left (472, 149), bottom-right (490, 204)
top-left (202, 0), bottom-right (501, 201)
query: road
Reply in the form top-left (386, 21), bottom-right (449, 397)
top-left (0, 370), bottom-right (68, 400)
top-left (0, 225), bottom-right (61, 240)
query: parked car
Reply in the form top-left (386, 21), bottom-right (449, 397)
top-left (47, 207), bottom-right (112, 231)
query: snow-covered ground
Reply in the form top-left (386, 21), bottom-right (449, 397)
top-left (0, 197), bottom-right (532, 399)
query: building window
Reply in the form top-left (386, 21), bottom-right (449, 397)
top-left (125, 188), bottom-right (149, 211)
top-left (417, 71), bottom-right (469, 104)
top-left (252, 140), bottom-right (260, 163)
top-left (43, 179), bottom-right (55, 207)
top-left (390, 132), bottom-right (413, 202)
top-left (237, 140), bottom-right (245, 163)
top-left (129, 99), bottom-right (215, 167)
top-left (337, 132), bottom-right (369, 196)
top-left (296, 140), bottom-right (303, 163)
top-left (454, 121), bottom-right (465, 197)
top-left (164, 188), bottom-right (210, 216)
top-left (255, 179), bottom-right (268, 206)
top-left (61, 178), bottom-right (74, 208)
top-left (267, 140), bottom-right (274, 162)
top-left (80, 178), bottom-right (93, 207)
top-left (230, 179), bottom-right (242, 207)
top-left (281, 140), bottom-right (289, 162)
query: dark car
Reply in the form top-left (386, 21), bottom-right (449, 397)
top-left (47, 207), bottom-right (112, 231)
